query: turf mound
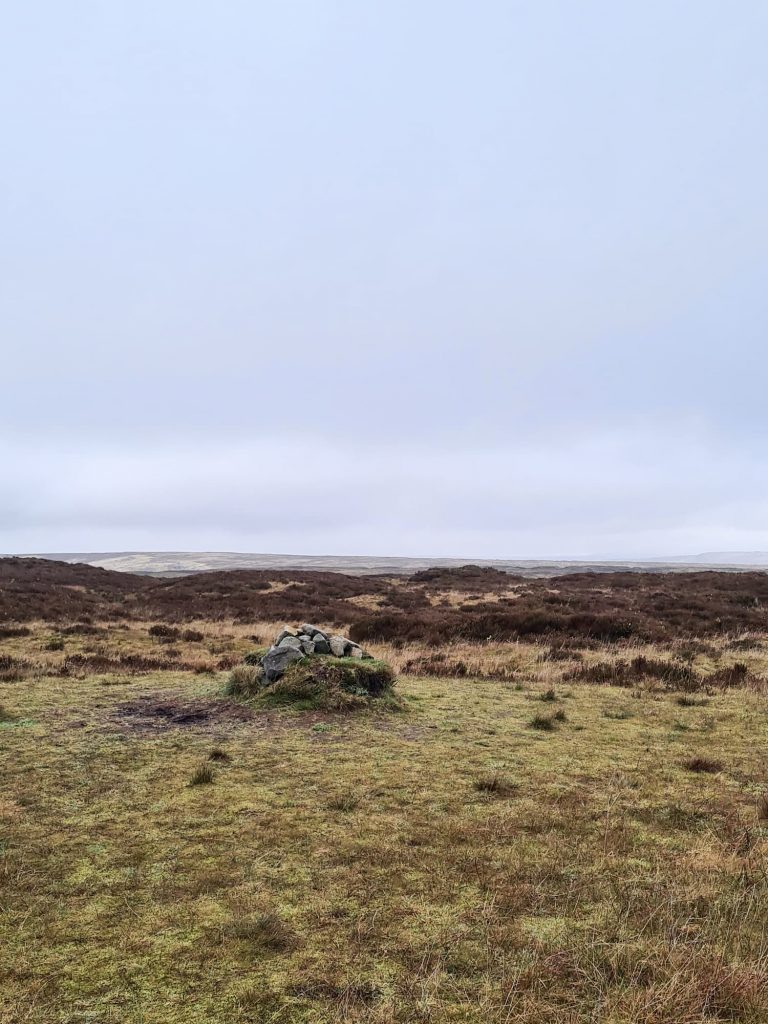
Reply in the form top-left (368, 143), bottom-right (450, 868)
top-left (227, 655), bottom-right (397, 711)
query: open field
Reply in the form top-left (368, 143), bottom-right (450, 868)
top-left (2, 561), bottom-right (768, 1022)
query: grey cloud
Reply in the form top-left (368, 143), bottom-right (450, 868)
top-left (3, 430), bottom-right (768, 558)
top-left (2, 1), bottom-right (767, 556)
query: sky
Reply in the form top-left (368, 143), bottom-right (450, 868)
top-left (2, 1), bottom-right (767, 559)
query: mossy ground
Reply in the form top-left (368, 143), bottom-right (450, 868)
top-left (1, 625), bottom-right (768, 1022)
top-left (258, 656), bottom-right (397, 710)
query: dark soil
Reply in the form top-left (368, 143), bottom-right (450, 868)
top-left (111, 695), bottom-right (259, 734)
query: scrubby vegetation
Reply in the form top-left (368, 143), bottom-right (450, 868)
top-left (5, 557), bottom-right (768, 642)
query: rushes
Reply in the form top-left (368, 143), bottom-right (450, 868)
top-left (223, 910), bottom-right (295, 952)
top-left (529, 709), bottom-right (567, 731)
top-left (189, 763), bottom-right (215, 786)
top-left (473, 772), bottom-right (518, 797)
top-left (326, 791), bottom-right (361, 812)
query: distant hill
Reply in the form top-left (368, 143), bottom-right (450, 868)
top-left (18, 550), bottom-right (768, 576)
top-left (663, 552), bottom-right (768, 566)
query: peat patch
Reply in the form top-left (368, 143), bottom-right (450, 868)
top-left (111, 694), bottom-right (258, 734)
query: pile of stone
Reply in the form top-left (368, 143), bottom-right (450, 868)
top-left (261, 624), bottom-right (367, 682)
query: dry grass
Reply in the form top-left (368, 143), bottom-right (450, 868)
top-left (189, 761), bottom-right (216, 785)
top-left (377, 637), bottom-right (768, 695)
top-left (473, 772), bottom-right (519, 796)
top-left (1, 620), bottom-right (768, 1023)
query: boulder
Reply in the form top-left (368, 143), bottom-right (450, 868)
top-left (261, 644), bottom-right (305, 682)
top-left (277, 635), bottom-right (303, 651)
top-left (329, 635), bottom-right (348, 657)
top-left (244, 623), bottom-right (374, 683)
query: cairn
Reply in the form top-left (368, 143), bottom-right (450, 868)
top-left (260, 624), bottom-right (368, 682)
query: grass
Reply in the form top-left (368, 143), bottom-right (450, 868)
top-left (189, 762), bottom-right (215, 785)
top-left (224, 663), bottom-right (264, 698)
top-left (529, 708), bottom-right (567, 730)
top-left (326, 791), bottom-right (361, 812)
top-left (676, 694), bottom-right (710, 707)
top-left (1, 622), bottom-right (768, 1022)
top-left (257, 656), bottom-right (397, 711)
top-left (208, 747), bottom-right (232, 763)
top-left (222, 910), bottom-right (296, 951)
top-left (473, 772), bottom-right (518, 797)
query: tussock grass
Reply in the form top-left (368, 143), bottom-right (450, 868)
top-left (189, 762), bottom-right (215, 786)
top-left (208, 747), bottom-right (231, 763)
top-left (223, 910), bottom-right (296, 952)
top-left (529, 713), bottom-right (556, 730)
top-left (326, 791), bottom-right (361, 812)
top-left (676, 693), bottom-right (710, 707)
top-left (0, 654), bottom-right (37, 682)
top-left (529, 709), bottom-right (567, 730)
top-left (473, 772), bottom-right (518, 796)
top-left (224, 664), bottom-right (264, 698)
top-left (683, 756), bottom-right (724, 774)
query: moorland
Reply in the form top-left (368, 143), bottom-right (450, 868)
top-left (1, 557), bottom-right (768, 1023)
top-left (24, 550), bottom-right (768, 576)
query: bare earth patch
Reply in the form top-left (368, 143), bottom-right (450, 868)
top-left (111, 693), bottom-right (260, 733)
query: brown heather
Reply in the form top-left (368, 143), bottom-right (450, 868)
top-left (5, 556), bottom-right (768, 641)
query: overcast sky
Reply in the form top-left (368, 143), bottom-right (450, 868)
top-left (3, 2), bottom-right (767, 559)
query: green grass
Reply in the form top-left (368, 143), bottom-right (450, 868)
top-left (256, 656), bottom-right (398, 711)
top-left (1, 630), bottom-right (768, 1022)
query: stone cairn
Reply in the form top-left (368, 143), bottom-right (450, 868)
top-left (261, 623), bottom-right (368, 682)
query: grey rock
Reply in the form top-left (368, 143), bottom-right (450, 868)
top-left (300, 623), bottom-right (321, 637)
top-left (329, 635), bottom-right (348, 657)
top-left (278, 635), bottom-right (303, 651)
top-left (275, 627), bottom-right (298, 645)
top-left (347, 644), bottom-right (363, 659)
top-left (261, 644), bottom-right (305, 682)
top-left (300, 640), bottom-right (316, 655)
top-left (313, 637), bottom-right (331, 654)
